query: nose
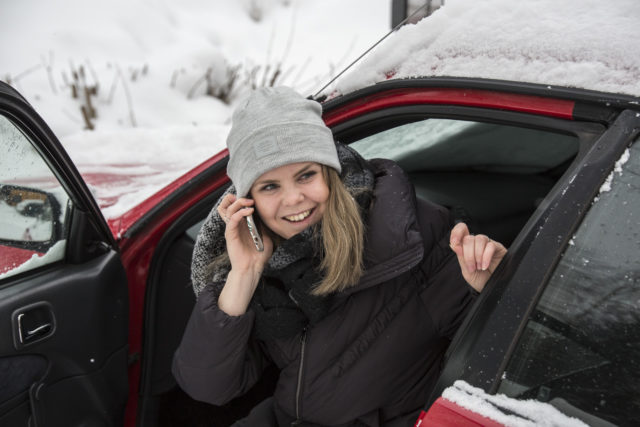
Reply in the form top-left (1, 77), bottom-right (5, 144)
top-left (282, 185), bottom-right (304, 206)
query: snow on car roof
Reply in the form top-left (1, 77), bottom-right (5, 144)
top-left (334, 0), bottom-right (640, 97)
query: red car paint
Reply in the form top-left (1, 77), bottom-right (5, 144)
top-left (414, 398), bottom-right (506, 426)
top-left (0, 246), bottom-right (41, 275)
top-left (114, 150), bottom-right (230, 425)
top-left (323, 88), bottom-right (575, 127)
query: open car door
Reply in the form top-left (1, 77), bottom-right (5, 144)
top-left (0, 82), bottom-right (129, 426)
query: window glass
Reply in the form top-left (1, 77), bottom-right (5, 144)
top-left (350, 119), bottom-right (577, 173)
top-left (0, 115), bottom-right (69, 280)
top-left (498, 140), bottom-right (640, 426)
top-left (350, 118), bottom-right (579, 246)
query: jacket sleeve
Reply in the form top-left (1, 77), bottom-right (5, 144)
top-left (172, 283), bottom-right (267, 405)
top-left (415, 197), bottom-right (478, 339)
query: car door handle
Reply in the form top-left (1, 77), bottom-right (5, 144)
top-left (18, 315), bottom-right (53, 342)
top-left (12, 302), bottom-right (56, 348)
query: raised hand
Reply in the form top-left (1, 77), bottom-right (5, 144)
top-left (217, 193), bottom-right (273, 316)
top-left (449, 222), bottom-right (507, 293)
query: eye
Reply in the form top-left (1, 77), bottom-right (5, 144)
top-left (298, 170), bottom-right (317, 182)
top-left (259, 183), bottom-right (278, 192)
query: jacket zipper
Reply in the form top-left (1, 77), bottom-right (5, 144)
top-left (292, 329), bottom-right (307, 426)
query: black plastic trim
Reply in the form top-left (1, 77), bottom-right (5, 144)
top-left (330, 104), bottom-right (605, 146)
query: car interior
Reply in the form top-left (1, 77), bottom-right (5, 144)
top-left (141, 114), bottom-right (595, 426)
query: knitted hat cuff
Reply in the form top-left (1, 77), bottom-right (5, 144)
top-left (225, 86), bottom-right (341, 197)
top-left (228, 121), bottom-right (340, 196)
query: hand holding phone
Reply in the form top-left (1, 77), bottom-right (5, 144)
top-left (245, 214), bottom-right (264, 252)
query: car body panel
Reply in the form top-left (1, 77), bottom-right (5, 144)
top-left (117, 157), bottom-right (229, 424)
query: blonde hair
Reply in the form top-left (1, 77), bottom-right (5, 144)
top-left (312, 165), bottom-right (365, 295)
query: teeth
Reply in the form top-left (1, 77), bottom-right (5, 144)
top-left (285, 209), bottom-right (311, 222)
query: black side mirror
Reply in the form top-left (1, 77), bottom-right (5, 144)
top-left (0, 184), bottom-right (63, 253)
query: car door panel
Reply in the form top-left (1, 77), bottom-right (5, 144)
top-left (1, 81), bottom-right (129, 426)
top-left (0, 249), bottom-right (128, 425)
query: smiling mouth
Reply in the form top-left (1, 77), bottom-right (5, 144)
top-left (284, 208), bottom-right (314, 223)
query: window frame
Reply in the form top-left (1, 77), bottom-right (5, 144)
top-left (493, 136), bottom-right (640, 424)
top-left (426, 108), bottom-right (640, 405)
top-left (0, 85), bottom-right (115, 281)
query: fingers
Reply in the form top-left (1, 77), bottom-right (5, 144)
top-left (217, 194), bottom-right (236, 223)
top-left (450, 222), bottom-right (497, 273)
top-left (449, 222), bottom-right (469, 254)
top-left (462, 234), bottom-right (477, 273)
top-left (217, 194), bottom-right (254, 225)
top-left (481, 240), bottom-right (497, 271)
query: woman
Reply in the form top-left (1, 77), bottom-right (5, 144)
top-left (172, 87), bottom-right (507, 426)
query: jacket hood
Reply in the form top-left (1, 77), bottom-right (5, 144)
top-left (342, 158), bottom-right (425, 296)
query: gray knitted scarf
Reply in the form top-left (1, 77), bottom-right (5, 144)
top-left (190, 143), bottom-right (375, 299)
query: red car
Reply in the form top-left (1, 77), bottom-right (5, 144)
top-left (1, 71), bottom-right (639, 427)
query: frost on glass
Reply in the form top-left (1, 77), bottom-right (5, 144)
top-left (498, 141), bottom-right (640, 426)
top-left (0, 115), bottom-right (69, 279)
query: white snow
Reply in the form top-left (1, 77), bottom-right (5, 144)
top-left (4, 0), bottom-right (639, 222)
top-left (333, 0), bottom-right (640, 98)
top-left (2, 0), bottom-right (389, 218)
top-left (442, 380), bottom-right (589, 427)
top-left (0, 240), bottom-right (67, 281)
top-left (599, 148), bottom-right (631, 193)
top-left (62, 124), bottom-right (231, 218)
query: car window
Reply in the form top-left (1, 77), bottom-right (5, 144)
top-left (0, 115), bottom-right (70, 280)
top-left (497, 140), bottom-right (640, 426)
top-left (349, 118), bottom-right (579, 246)
top-left (349, 119), bottom-right (577, 173)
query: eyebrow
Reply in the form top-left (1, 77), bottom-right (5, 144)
top-left (293, 163), bottom-right (315, 177)
top-left (254, 163), bottom-right (317, 187)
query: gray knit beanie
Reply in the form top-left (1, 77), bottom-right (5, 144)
top-left (226, 86), bottom-right (341, 197)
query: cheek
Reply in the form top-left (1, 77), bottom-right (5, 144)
top-left (316, 183), bottom-right (330, 205)
top-left (252, 197), bottom-right (273, 220)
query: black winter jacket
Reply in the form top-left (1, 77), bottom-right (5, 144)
top-left (172, 159), bottom-right (476, 426)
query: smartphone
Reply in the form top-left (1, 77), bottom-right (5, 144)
top-left (246, 214), bottom-right (264, 252)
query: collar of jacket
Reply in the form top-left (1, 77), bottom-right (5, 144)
top-left (340, 158), bottom-right (425, 297)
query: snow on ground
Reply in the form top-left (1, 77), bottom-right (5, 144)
top-left (1, 0), bottom-right (389, 218)
top-left (3, 0), bottom-right (640, 221)
top-left (334, 0), bottom-right (640, 98)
